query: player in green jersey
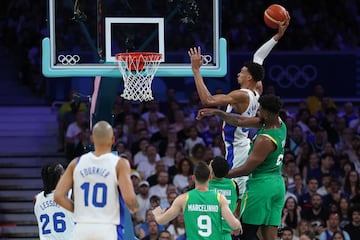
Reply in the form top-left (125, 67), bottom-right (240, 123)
top-left (197, 94), bottom-right (286, 240)
top-left (209, 156), bottom-right (239, 240)
top-left (152, 161), bottom-right (242, 240)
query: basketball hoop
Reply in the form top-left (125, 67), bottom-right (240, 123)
top-left (116, 52), bottom-right (162, 101)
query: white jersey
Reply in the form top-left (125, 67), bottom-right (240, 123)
top-left (34, 191), bottom-right (74, 240)
top-left (222, 89), bottom-right (260, 168)
top-left (73, 152), bottom-right (125, 225)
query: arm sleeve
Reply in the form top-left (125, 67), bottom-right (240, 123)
top-left (252, 37), bottom-right (278, 65)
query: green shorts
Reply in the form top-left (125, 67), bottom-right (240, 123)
top-left (240, 175), bottom-right (285, 226)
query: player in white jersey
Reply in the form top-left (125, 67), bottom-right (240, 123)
top-left (34, 163), bottom-right (74, 240)
top-left (54, 121), bottom-right (139, 240)
top-left (188, 15), bottom-right (290, 206)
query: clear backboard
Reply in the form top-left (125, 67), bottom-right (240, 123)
top-left (43, 0), bottom-right (227, 77)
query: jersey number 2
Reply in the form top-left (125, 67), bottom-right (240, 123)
top-left (80, 182), bottom-right (107, 207)
top-left (276, 154), bottom-right (284, 166)
top-left (40, 212), bottom-right (66, 234)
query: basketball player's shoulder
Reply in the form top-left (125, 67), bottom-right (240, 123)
top-left (116, 156), bottom-right (131, 169)
top-left (228, 90), bottom-right (250, 106)
top-left (34, 191), bottom-right (43, 204)
top-left (231, 89), bottom-right (249, 97)
top-left (240, 88), bottom-right (259, 99)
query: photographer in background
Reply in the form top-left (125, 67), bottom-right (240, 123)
top-left (57, 90), bottom-right (88, 152)
top-left (65, 109), bottom-right (88, 162)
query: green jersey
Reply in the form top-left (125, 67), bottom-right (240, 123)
top-left (250, 120), bottom-right (287, 179)
top-left (240, 120), bottom-right (287, 225)
top-left (183, 189), bottom-right (223, 240)
top-left (208, 178), bottom-right (238, 235)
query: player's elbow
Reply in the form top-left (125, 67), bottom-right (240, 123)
top-left (242, 168), bottom-right (252, 176)
top-left (201, 96), bottom-right (217, 107)
top-left (53, 191), bottom-right (63, 206)
top-left (124, 195), bottom-right (139, 212)
top-left (154, 216), bottom-right (166, 225)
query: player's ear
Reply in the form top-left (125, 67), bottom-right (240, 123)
top-left (90, 135), bottom-right (94, 143)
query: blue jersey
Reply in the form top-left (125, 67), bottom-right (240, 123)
top-left (222, 89), bottom-right (259, 168)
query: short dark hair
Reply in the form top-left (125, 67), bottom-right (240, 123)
top-left (349, 204), bottom-right (360, 217)
top-left (307, 176), bottom-right (319, 184)
top-left (320, 152), bottom-right (334, 160)
top-left (211, 156), bottom-right (229, 178)
top-left (41, 163), bottom-right (64, 197)
top-left (284, 151), bottom-right (296, 159)
top-left (150, 195), bottom-right (160, 203)
top-left (282, 226), bottom-right (293, 234)
top-left (244, 61), bottom-right (265, 82)
top-left (322, 173), bottom-right (332, 179)
top-left (259, 94), bottom-right (283, 114)
top-left (194, 161), bottom-right (210, 183)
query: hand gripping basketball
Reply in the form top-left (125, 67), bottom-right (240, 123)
top-left (264, 4), bottom-right (288, 29)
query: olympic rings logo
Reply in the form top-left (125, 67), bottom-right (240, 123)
top-left (57, 55), bottom-right (80, 65)
top-left (268, 64), bottom-right (318, 88)
top-left (201, 55), bottom-right (212, 65)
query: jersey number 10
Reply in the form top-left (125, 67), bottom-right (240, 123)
top-left (80, 182), bottom-right (108, 207)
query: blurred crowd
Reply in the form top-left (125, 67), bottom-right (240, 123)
top-left (1, 0), bottom-right (360, 101)
top-left (1, 0), bottom-right (47, 95)
top-left (222, 0), bottom-right (360, 51)
top-left (59, 82), bottom-right (360, 240)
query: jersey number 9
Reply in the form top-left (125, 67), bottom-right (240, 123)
top-left (197, 215), bottom-right (212, 237)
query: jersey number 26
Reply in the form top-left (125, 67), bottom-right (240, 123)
top-left (40, 212), bottom-right (66, 234)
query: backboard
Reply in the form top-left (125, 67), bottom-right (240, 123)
top-left (43, 0), bottom-right (227, 77)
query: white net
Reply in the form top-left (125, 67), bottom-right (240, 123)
top-left (116, 52), bottom-right (162, 101)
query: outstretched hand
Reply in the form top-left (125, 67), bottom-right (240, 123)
top-left (274, 11), bottom-right (290, 41)
top-left (279, 11), bottom-right (290, 33)
top-left (188, 46), bottom-right (203, 70)
top-left (196, 108), bottom-right (219, 120)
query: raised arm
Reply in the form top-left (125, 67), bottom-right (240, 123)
top-left (197, 108), bottom-right (262, 128)
top-left (253, 13), bottom-right (290, 94)
top-left (152, 194), bottom-right (185, 225)
top-left (188, 47), bottom-right (239, 106)
top-left (54, 160), bottom-right (76, 212)
top-left (117, 157), bottom-right (139, 213)
top-left (253, 12), bottom-right (290, 65)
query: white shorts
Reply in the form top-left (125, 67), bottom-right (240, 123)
top-left (226, 143), bottom-right (250, 199)
top-left (73, 223), bottom-right (118, 240)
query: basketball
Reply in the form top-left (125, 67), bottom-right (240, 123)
top-left (264, 4), bottom-right (287, 29)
